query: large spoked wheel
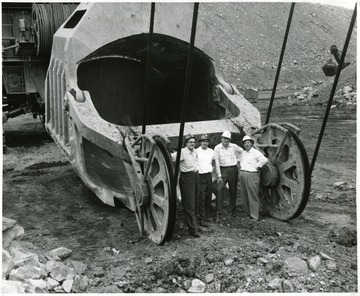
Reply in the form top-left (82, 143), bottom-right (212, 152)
top-left (125, 135), bottom-right (175, 245)
top-left (253, 123), bottom-right (311, 220)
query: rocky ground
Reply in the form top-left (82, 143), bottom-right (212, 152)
top-left (2, 1), bottom-right (357, 294)
top-left (2, 92), bottom-right (357, 293)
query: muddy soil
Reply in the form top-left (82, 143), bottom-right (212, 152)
top-left (2, 100), bottom-right (357, 293)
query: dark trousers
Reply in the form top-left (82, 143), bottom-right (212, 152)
top-left (199, 172), bottom-right (212, 221)
top-left (239, 171), bottom-right (260, 220)
top-left (216, 165), bottom-right (238, 214)
top-left (179, 171), bottom-right (199, 234)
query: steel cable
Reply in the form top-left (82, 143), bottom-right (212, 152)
top-left (142, 3), bottom-right (156, 135)
top-left (310, 3), bottom-right (357, 174)
top-left (32, 3), bottom-right (77, 56)
top-left (173, 3), bottom-right (200, 199)
top-left (265, 2), bottom-right (295, 125)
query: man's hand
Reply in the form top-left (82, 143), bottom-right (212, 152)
top-left (217, 177), bottom-right (223, 184)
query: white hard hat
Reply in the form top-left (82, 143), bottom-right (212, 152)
top-left (242, 135), bottom-right (254, 143)
top-left (221, 131), bottom-right (231, 139)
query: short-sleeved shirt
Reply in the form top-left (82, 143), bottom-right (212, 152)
top-left (214, 143), bottom-right (243, 167)
top-left (240, 147), bottom-right (267, 172)
top-left (196, 147), bottom-right (215, 174)
top-left (171, 147), bottom-right (198, 173)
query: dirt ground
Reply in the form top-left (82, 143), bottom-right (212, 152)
top-left (2, 98), bottom-right (357, 293)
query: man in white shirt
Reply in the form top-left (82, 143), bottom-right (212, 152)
top-left (239, 135), bottom-right (268, 220)
top-left (214, 131), bottom-right (243, 220)
top-left (171, 134), bottom-right (201, 238)
top-left (196, 134), bottom-right (215, 227)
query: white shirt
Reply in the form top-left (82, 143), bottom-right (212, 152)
top-left (214, 143), bottom-right (243, 177)
top-left (196, 147), bottom-right (215, 174)
top-left (171, 147), bottom-right (199, 173)
top-left (240, 147), bottom-right (267, 172)
top-left (214, 143), bottom-right (243, 166)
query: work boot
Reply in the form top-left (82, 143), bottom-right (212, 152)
top-left (189, 231), bottom-right (201, 238)
top-left (215, 213), bottom-right (223, 223)
top-left (199, 221), bottom-right (209, 227)
top-left (205, 217), bottom-right (212, 223)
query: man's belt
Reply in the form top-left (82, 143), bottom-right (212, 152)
top-left (220, 165), bottom-right (237, 168)
top-left (181, 170), bottom-right (198, 174)
top-left (241, 170), bottom-right (258, 173)
top-left (199, 172), bottom-right (212, 175)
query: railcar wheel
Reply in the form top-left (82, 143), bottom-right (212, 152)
top-left (253, 124), bottom-right (311, 220)
top-left (125, 135), bottom-right (175, 245)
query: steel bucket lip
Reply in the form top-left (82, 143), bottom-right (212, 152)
top-left (66, 87), bottom-right (260, 144)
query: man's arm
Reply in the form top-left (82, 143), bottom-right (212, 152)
top-left (171, 151), bottom-right (182, 163)
top-left (214, 149), bottom-right (223, 183)
top-left (170, 152), bottom-right (176, 162)
top-left (255, 151), bottom-right (268, 169)
top-left (235, 144), bottom-right (244, 156)
top-left (234, 144), bottom-right (243, 167)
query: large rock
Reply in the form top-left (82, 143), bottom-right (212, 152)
top-left (2, 249), bottom-right (15, 278)
top-left (205, 273), bottom-right (214, 284)
top-left (9, 247), bottom-right (40, 268)
top-left (79, 275), bottom-right (90, 291)
top-left (307, 255), bottom-right (321, 272)
top-left (69, 260), bottom-right (88, 274)
top-left (282, 280), bottom-right (294, 292)
top-left (9, 240), bottom-right (47, 263)
top-left (49, 262), bottom-right (76, 282)
top-left (9, 265), bottom-right (47, 281)
top-left (267, 277), bottom-right (281, 290)
top-left (325, 260), bottom-right (337, 271)
top-left (28, 279), bottom-right (48, 293)
top-left (62, 279), bottom-right (74, 293)
top-left (284, 257), bottom-right (308, 276)
top-left (47, 247), bottom-right (72, 260)
top-left (46, 259), bottom-right (59, 273)
top-left (333, 181), bottom-right (347, 189)
top-left (188, 279), bottom-right (206, 293)
top-left (46, 277), bottom-right (60, 290)
top-left (2, 217), bottom-right (17, 231)
top-left (2, 279), bottom-right (27, 293)
top-left (2, 224), bottom-right (25, 249)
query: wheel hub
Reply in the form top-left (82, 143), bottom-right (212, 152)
top-left (135, 181), bottom-right (150, 206)
top-left (260, 163), bottom-right (280, 187)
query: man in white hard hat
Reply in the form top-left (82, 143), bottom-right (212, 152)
top-left (171, 134), bottom-right (201, 238)
top-left (239, 135), bottom-right (267, 221)
top-left (196, 134), bottom-right (215, 227)
top-left (214, 131), bottom-right (243, 221)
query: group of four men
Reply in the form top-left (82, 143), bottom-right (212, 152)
top-left (172, 131), bottom-right (267, 238)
